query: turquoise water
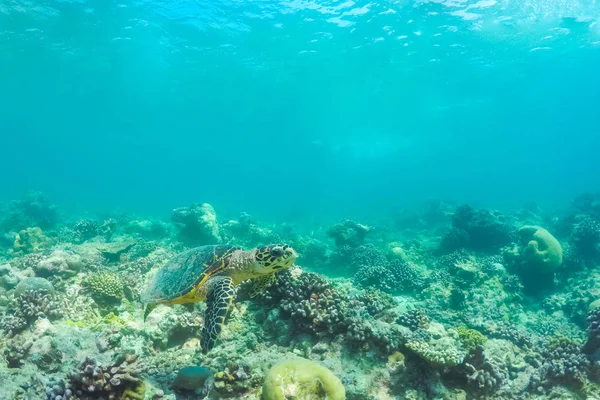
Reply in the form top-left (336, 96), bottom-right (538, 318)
top-left (1, 0), bottom-right (600, 221)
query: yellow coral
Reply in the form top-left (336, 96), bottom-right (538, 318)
top-left (262, 357), bottom-right (345, 400)
top-left (121, 382), bottom-right (146, 400)
top-left (10, 227), bottom-right (51, 254)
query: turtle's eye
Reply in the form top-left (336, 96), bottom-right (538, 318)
top-left (270, 246), bottom-right (284, 258)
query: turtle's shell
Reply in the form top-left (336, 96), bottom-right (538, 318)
top-left (141, 245), bottom-right (240, 303)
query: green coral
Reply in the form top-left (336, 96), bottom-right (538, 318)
top-left (262, 357), bottom-right (345, 400)
top-left (457, 326), bottom-right (487, 352)
top-left (121, 382), bottom-right (146, 400)
top-left (518, 226), bottom-right (562, 272)
top-left (9, 227), bottom-right (51, 254)
top-left (85, 272), bottom-right (125, 303)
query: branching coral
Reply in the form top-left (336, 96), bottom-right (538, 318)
top-left (1, 277), bottom-right (61, 335)
top-left (397, 308), bottom-right (430, 331)
top-left (67, 354), bottom-right (145, 399)
top-left (531, 336), bottom-right (589, 391)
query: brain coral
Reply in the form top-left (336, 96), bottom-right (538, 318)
top-left (262, 357), bottom-right (345, 400)
top-left (518, 226), bottom-right (562, 272)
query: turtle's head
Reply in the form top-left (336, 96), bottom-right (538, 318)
top-left (253, 244), bottom-right (298, 274)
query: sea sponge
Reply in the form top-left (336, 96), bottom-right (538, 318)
top-left (261, 357), bottom-right (345, 400)
top-left (518, 226), bottom-right (562, 272)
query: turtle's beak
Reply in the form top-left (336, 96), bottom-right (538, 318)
top-left (284, 247), bottom-right (298, 266)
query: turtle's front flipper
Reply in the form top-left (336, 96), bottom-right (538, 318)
top-left (201, 277), bottom-right (236, 354)
top-left (249, 273), bottom-right (275, 298)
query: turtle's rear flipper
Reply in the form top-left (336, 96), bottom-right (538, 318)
top-left (143, 303), bottom-right (157, 322)
top-left (201, 277), bottom-right (236, 354)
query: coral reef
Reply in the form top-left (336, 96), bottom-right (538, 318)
top-left (1, 191), bottom-right (58, 232)
top-left (443, 204), bottom-right (515, 251)
top-left (1, 192), bottom-right (600, 400)
top-left (327, 219), bottom-right (370, 248)
top-left (171, 203), bottom-right (221, 245)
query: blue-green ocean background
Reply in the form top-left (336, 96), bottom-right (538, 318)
top-left (1, 0), bottom-right (599, 225)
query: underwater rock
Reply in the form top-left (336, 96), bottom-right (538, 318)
top-left (445, 205), bottom-right (515, 251)
top-left (124, 219), bottom-right (171, 239)
top-left (262, 357), bottom-right (345, 400)
top-left (171, 365), bottom-right (214, 395)
top-left (171, 203), bottom-right (221, 245)
top-left (144, 305), bottom-right (202, 350)
top-left (0, 262), bottom-right (32, 291)
top-left (14, 276), bottom-right (55, 296)
top-left (35, 250), bottom-right (83, 278)
top-left (221, 212), bottom-right (280, 246)
top-left (570, 216), bottom-right (600, 259)
top-left (97, 240), bottom-right (137, 262)
top-left (327, 219), bottom-right (370, 248)
top-left (27, 335), bottom-right (63, 372)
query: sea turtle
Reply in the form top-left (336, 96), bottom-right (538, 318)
top-left (141, 244), bottom-right (297, 353)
